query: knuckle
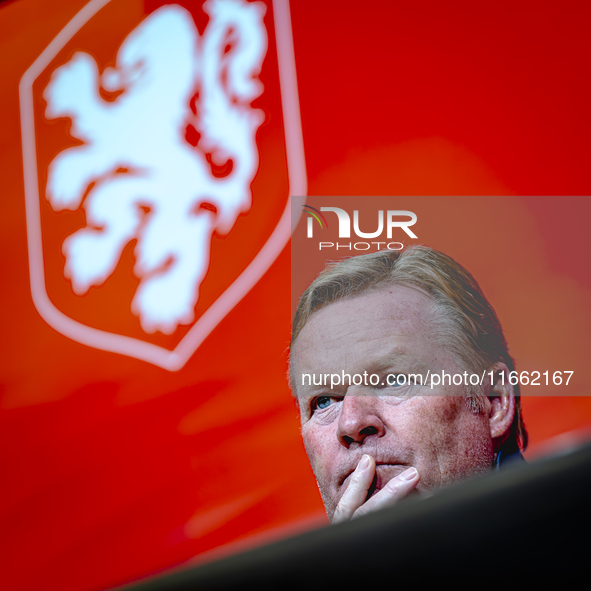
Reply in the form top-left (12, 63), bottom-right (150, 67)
top-left (333, 507), bottom-right (351, 523)
top-left (387, 474), bottom-right (412, 494)
top-left (334, 501), bottom-right (352, 520)
top-left (387, 478), bottom-right (404, 492)
top-left (350, 469), bottom-right (366, 486)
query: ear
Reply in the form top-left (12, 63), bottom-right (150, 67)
top-left (486, 362), bottom-right (515, 450)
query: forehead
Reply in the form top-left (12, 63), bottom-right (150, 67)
top-left (292, 285), bottom-right (445, 387)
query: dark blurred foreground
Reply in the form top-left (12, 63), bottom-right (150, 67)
top-left (123, 441), bottom-right (591, 588)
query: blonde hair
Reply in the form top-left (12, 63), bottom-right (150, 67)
top-left (291, 246), bottom-right (527, 452)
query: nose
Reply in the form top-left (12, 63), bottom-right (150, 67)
top-left (337, 395), bottom-right (386, 448)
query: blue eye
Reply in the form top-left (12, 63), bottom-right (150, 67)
top-left (317, 396), bottom-right (333, 409)
top-left (386, 374), bottom-right (407, 387)
top-left (312, 396), bottom-right (343, 413)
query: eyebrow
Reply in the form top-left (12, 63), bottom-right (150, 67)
top-left (302, 346), bottom-right (411, 377)
top-left (295, 350), bottom-right (433, 397)
top-left (359, 347), bottom-right (429, 373)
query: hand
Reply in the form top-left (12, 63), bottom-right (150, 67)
top-left (332, 454), bottom-right (420, 523)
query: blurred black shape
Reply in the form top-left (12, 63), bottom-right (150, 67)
top-left (124, 441), bottom-right (591, 588)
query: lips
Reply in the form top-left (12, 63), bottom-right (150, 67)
top-left (368, 464), bottom-right (410, 498)
top-left (339, 462), bottom-right (409, 499)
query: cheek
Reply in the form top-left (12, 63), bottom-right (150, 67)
top-left (396, 398), bottom-right (457, 444)
top-left (400, 399), bottom-right (492, 477)
top-left (302, 426), bottom-right (322, 467)
top-left (302, 425), bottom-right (335, 480)
top-left (453, 413), bottom-right (494, 463)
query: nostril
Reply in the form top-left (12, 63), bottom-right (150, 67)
top-left (340, 426), bottom-right (378, 448)
top-left (360, 426), bottom-right (378, 436)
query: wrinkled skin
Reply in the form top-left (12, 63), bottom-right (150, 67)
top-left (292, 286), bottom-right (514, 522)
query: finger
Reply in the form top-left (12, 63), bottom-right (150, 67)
top-left (332, 454), bottom-right (375, 524)
top-left (352, 467), bottom-right (420, 519)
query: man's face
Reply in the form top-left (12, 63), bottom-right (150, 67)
top-left (291, 286), bottom-right (495, 521)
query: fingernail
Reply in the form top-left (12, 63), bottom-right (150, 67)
top-left (400, 467), bottom-right (418, 481)
top-left (359, 455), bottom-right (371, 471)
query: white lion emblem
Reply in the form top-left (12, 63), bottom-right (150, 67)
top-left (43, 0), bottom-right (267, 334)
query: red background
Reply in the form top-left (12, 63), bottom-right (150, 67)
top-left (1, 1), bottom-right (591, 590)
